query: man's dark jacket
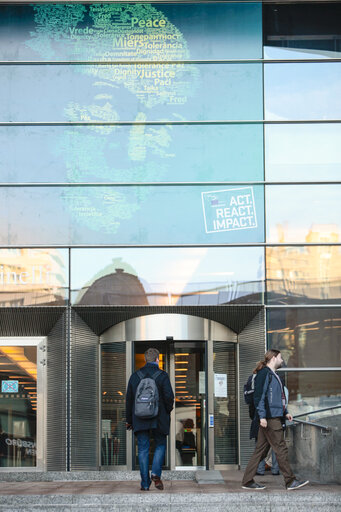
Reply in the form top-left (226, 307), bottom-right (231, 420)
top-left (126, 363), bottom-right (174, 434)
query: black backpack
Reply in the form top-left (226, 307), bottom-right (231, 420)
top-left (134, 369), bottom-right (162, 419)
top-left (244, 374), bottom-right (257, 419)
top-left (244, 370), bottom-right (273, 419)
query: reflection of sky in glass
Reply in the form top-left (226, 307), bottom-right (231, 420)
top-left (70, 246), bottom-right (264, 297)
top-left (0, 185), bottom-right (265, 245)
top-left (0, 64), bottom-right (263, 122)
top-left (264, 46), bottom-right (341, 60)
top-left (265, 63), bottom-right (341, 120)
top-left (0, 124), bottom-right (264, 183)
top-left (266, 185), bottom-right (341, 243)
top-left (265, 124), bottom-right (341, 181)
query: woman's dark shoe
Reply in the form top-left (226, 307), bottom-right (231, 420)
top-left (151, 474), bottom-right (164, 490)
top-left (140, 487), bottom-right (150, 491)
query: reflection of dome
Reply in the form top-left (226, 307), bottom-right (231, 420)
top-left (79, 268), bottom-right (148, 305)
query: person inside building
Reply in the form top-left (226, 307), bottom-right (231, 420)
top-left (242, 349), bottom-right (309, 491)
top-left (126, 347), bottom-right (174, 491)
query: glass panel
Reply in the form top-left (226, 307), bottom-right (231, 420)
top-left (133, 342), bottom-right (169, 470)
top-left (265, 124), bottom-right (341, 181)
top-left (267, 308), bottom-right (341, 368)
top-left (266, 184), bottom-right (340, 243)
top-left (101, 343), bottom-right (126, 466)
top-left (265, 63), bottom-right (341, 120)
top-left (0, 185), bottom-right (264, 245)
top-left (266, 246), bottom-right (341, 305)
top-left (0, 249), bottom-right (68, 307)
top-left (277, 370), bottom-right (341, 417)
top-left (213, 342), bottom-right (237, 465)
top-left (264, 4), bottom-right (341, 60)
top-left (175, 342), bottom-right (205, 468)
top-left (0, 63), bottom-right (263, 122)
top-left (71, 247), bottom-right (264, 306)
top-left (0, 124), bottom-right (264, 183)
top-left (0, 345), bottom-right (37, 468)
top-left (0, 3), bottom-right (262, 61)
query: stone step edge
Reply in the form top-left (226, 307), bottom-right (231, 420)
top-left (0, 470), bottom-right (195, 482)
top-left (0, 492), bottom-right (338, 506)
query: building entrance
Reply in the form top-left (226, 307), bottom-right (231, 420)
top-left (133, 340), bottom-right (207, 469)
top-left (100, 313), bottom-right (239, 471)
top-left (0, 337), bottom-right (46, 470)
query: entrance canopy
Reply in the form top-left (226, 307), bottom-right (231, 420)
top-left (73, 304), bottom-right (263, 336)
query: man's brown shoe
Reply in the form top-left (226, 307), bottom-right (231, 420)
top-left (151, 474), bottom-right (164, 490)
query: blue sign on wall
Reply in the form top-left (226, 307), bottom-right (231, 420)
top-left (1, 380), bottom-right (19, 393)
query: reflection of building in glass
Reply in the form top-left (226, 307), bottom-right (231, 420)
top-left (79, 268), bottom-right (148, 306)
top-left (267, 224), bottom-right (341, 303)
top-left (0, 249), bottom-right (67, 306)
top-left (75, 255), bottom-right (264, 306)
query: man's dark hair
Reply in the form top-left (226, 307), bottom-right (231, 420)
top-left (144, 347), bottom-right (160, 363)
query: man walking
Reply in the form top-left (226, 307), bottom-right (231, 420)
top-left (126, 347), bottom-right (174, 491)
top-left (242, 349), bottom-right (309, 491)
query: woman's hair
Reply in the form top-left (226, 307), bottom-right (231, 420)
top-left (253, 349), bottom-right (280, 374)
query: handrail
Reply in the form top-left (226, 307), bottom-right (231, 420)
top-left (290, 418), bottom-right (331, 431)
top-left (293, 404), bottom-right (341, 419)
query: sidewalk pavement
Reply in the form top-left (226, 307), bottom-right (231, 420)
top-left (0, 470), bottom-right (339, 511)
top-left (0, 470), bottom-right (339, 495)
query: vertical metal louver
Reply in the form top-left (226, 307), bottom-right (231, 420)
top-left (101, 343), bottom-right (126, 466)
top-left (213, 342), bottom-right (238, 464)
top-left (238, 309), bottom-right (265, 468)
top-left (46, 309), bottom-right (67, 471)
top-left (71, 309), bottom-right (99, 470)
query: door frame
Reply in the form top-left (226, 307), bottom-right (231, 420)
top-left (100, 313), bottom-right (237, 471)
top-left (0, 336), bottom-right (47, 471)
top-left (132, 339), bottom-right (209, 471)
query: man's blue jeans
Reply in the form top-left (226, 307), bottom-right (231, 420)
top-left (257, 448), bottom-right (279, 475)
top-left (136, 430), bottom-right (167, 489)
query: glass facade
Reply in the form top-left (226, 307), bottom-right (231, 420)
top-left (0, 1), bottom-right (340, 471)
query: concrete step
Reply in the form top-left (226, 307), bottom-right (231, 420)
top-left (0, 470), bottom-right (195, 482)
top-left (0, 490), bottom-right (339, 512)
top-left (0, 473), bottom-right (340, 512)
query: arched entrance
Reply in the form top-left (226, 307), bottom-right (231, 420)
top-left (70, 305), bottom-right (265, 471)
top-left (100, 313), bottom-right (237, 471)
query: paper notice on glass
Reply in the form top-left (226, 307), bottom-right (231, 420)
top-left (199, 371), bottom-right (206, 394)
top-left (214, 374), bottom-right (227, 398)
top-left (102, 420), bottom-right (111, 436)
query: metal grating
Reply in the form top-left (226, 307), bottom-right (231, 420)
top-left (46, 310), bottom-right (67, 471)
top-left (0, 307), bottom-right (66, 336)
top-left (238, 309), bottom-right (266, 469)
top-left (70, 309), bottom-right (99, 470)
top-left (213, 341), bottom-right (238, 465)
top-left (101, 343), bottom-right (126, 467)
top-left (73, 305), bottom-right (262, 336)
